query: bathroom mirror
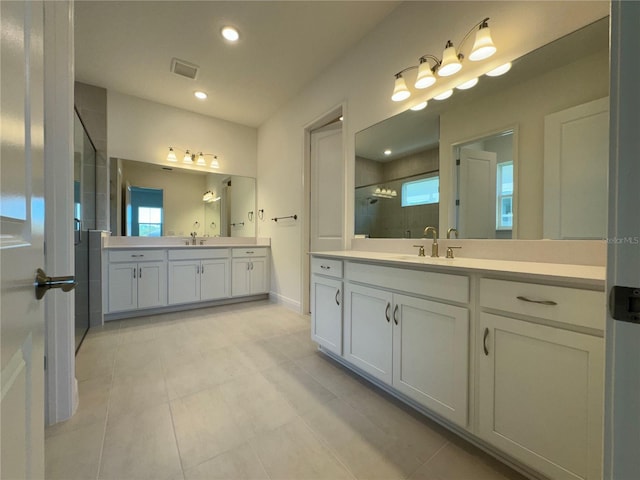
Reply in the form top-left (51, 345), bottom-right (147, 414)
top-left (355, 17), bottom-right (609, 240)
top-left (117, 158), bottom-right (256, 238)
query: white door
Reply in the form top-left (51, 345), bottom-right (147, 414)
top-left (344, 283), bottom-right (393, 384)
top-left (310, 122), bottom-right (344, 252)
top-left (138, 261), bottom-right (167, 309)
top-left (544, 97), bottom-right (609, 239)
top-left (479, 313), bottom-right (603, 480)
top-left (605, 3), bottom-right (640, 478)
top-left (311, 275), bottom-right (343, 355)
top-left (392, 294), bottom-right (469, 426)
top-left (108, 263), bottom-right (137, 312)
top-left (168, 260), bottom-right (200, 305)
top-left (1, 1), bottom-right (46, 477)
top-left (200, 259), bottom-right (229, 301)
top-left (458, 148), bottom-right (497, 238)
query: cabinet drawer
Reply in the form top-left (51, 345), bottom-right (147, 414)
top-left (109, 249), bottom-right (166, 263)
top-left (480, 278), bottom-right (604, 330)
top-left (168, 248), bottom-right (229, 260)
top-left (232, 247), bottom-right (268, 258)
top-left (311, 257), bottom-right (343, 278)
top-left (345, 261), bottom-right (469, 304)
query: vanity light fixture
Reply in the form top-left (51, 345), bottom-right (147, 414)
top-left (434, 89), bottom-right (453, 100)
top-left (202, 190), bottom-right (221, 203)
top-left (221, 26), bottom-right (239, 42)
top-left (486, 62), bottom-right (512, 77)
top-left (410, 101), bottom-right (428, 111)
top-left (390, 17), bottom-right (497, 101)
top-left (373, 187), bottom-right (398, 199)
top-left (456, 78), bottom-right (479, 90)
top-left (165, 147), bottom-right (221, 169)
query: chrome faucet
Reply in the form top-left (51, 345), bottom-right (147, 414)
top-left (190, 232), bottom-right (197, 245)
top-left (447, 227), bottom-right (459, 239)
top-left (423, 226), bottom-right (438, 257)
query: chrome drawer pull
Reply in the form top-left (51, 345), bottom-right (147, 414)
top-left (393, 305), bottom-right (399, 325)
top-left (335, 289), bottom-right (340, 306)
top-left (516, 296), bottom-right (558, 306)
top-left (320, 265), bottom-right (330, 270)
top-left (385, 302), bottom-right (391, 323)
top-left (131, 254), bottom-right (144, 257)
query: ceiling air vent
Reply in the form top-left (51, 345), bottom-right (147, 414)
top-left (170, 58), bottom-right (199, 80)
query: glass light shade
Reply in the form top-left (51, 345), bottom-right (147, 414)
top-left (486, 62), bottom-right (512, 77)
top-left (210, 156), bottom-right (220, 169)
top-left (410, 101), bottom-right (428, 111)
top-left (415, 62), bottom-right (436, 89)
top-left (167, 148), bottom-right (177, 162)
top-left (196, 153), bottom-right (206, 166)
top-left (434, 89), bottom-right (453, 100)
top-left (391, 76), bottom-right (411, 102)
top-left (183, 150), bottom-right (193, 164)
top-left (203, 191), bottom-right (214, 202)
top-left (469, 26), bottom-right (496, 61)
top-left (384, 149), bottom-right (392, 155)
top-left (375, 187), bottom-right (382, 194)
top-left (438, 44), bottom-right (462, 77)
top-left (194, 91), bottom-right (208, 100)
top-left (456, 78), bottom-right (478, 90)
top-left (391, 190), bottom-right (397, 197)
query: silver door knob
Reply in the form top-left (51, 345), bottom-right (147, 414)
top-left (35, 268), bottom-right (77, 300)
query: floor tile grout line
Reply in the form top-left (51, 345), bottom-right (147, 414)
top-left (167, 398), bottom-right (189, 478)
top-left (406, 440), bottom-right (451, 479)
top-left (94, 335), bottom-right (119, 480)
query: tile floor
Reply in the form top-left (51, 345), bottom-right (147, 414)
top-left (45, 300), bottom-right (527, 480)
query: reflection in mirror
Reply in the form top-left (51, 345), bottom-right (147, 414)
top-left (355, 17), bottom-right (608, 239)
top-left (455, 130), bottom-right (514, 239)
top-left (116, 159), bottom-right (256, 237)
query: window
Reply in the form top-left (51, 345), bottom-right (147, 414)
top-left (401, 176), bottom-right (439, 207)
top-left (497, 162), bottom-right (513, 229)
top-left (138, 206), bottom-right (163, 237)
top-left (129, 186), bottom-right (164, 236)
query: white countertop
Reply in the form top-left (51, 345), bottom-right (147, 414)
top-left (312, 250), bottom-right (605, 287)
top-left (104, 244), bottom-right (267, 250)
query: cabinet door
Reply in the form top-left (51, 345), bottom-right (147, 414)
top-left (249, 257), bottom-right (268, 294)
top-left (478, 313), bottom-right (603, 480)
top-left (392, 294), bottom-right (469, 426)
top-left (108, 262), bottom-right (137, 312)
top-left (201, 259), bottom-right (229, 301)
top-left (344, 283), bottom-right (393, 384)
top-left (311, 275), bottom-right (342, 355)
top-left (138, 261), bottom-right (167, 309)
top-left (168, 260), bottom-right (200, 305)
top-left (231, 259), bottom-right (250, 296)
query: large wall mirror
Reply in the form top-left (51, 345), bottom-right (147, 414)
top-left (114, 159), bottom-right (256, 238)
top-left (355, 17), bottom-right (609, 240)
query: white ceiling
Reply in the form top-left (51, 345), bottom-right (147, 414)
top-left (74, 1), bottom-right (399, 128)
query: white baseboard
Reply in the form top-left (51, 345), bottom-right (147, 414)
top-left (269, 291), bottom-right (301, 313)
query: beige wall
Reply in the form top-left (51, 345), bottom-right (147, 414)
top-left (108, 91), bottom-right (258, 178)
top-left (257, 1), bottom-right (608, 310)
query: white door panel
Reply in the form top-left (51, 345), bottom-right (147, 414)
top-left (1, 1), bottom-right (46, 476)
top-left (458, 148), bottom-right (497, 238)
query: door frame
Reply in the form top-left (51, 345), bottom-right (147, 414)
top-left (43, 0), bottom-right (77, 425)
top-left (301, 102), bottom-right (346, 314)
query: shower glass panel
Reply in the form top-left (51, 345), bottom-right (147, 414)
top-left (74, 110), bottom-right (96, 352)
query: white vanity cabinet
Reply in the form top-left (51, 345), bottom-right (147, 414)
top-left (478, 278), bottom-right (604, 480)
top-left (343, 261), bottom-right (470, 426)
top-left (168, 249), bottom-right (230, 305)
top-left (231, 248), bottom-right (269, 296)
top-left (310, 257), bottom-right (343, 355)
top-left (107, 250), bottom-right (167, 313)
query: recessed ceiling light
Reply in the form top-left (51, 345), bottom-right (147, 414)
top-left (194, 91), bottom-right (208, 100)
top-left (384, 149), bottom-right (392, 155)
top-left (221, 26), bottom-right (239, 42)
